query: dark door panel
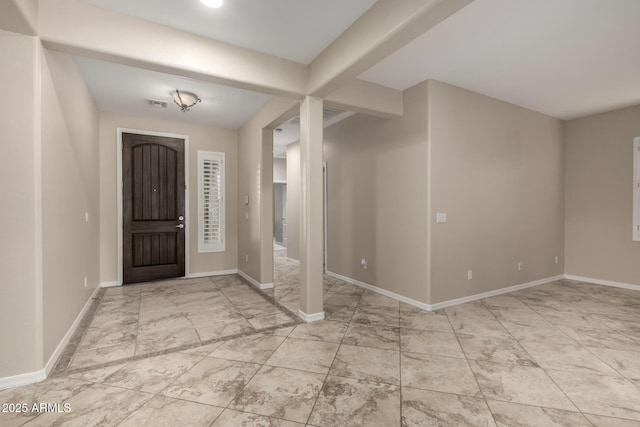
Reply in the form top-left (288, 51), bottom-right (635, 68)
top-left (123, 133), bottom-right (185, 284)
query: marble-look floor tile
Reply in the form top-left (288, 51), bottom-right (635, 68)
top-left (330, 344), bottom-right (400, 385)
top-left (520, 341), bottom-right (619, 376)
top-left (308, 376), bottom-right (400, 427)
top-left (585, 414), bottom-right (640, 427)
top-left (70, 341), bottom-right (136, 369)
top-left (22, 383), bottom-right (152, 427)
top-left (555, 326), bottom-right (640, 351)
top-left (588, 347), bottom-right (640, 379)
top-left (137, 313), bottom-right (193, 333)
top-left (536, 309), bottom-right (612, 330)
top-left (211, 409), bottom-right (304, 426)
top-left (67, 363), bottom-right (129, 383)
top-left (449, 316), bottom-right (511, 339)
top-left (444, 302), bottom-right (495, 319)
top-left (78, 325), bottom-right (137, 351)
top-left (136, 326), bottom-right (201, 354)
top-left (358, 291), bottom-right (399, 309)
top-left (400, 328), bottom-right (464, 358)
top-left (457, 333), bottom-right (537, 366)
top-left (323, 304), bottom-right (356, 322)
top-left (247, 313), bottom-right (294, 330)
top-left (288, 320), bottom-right (348, 343)
top-left (547, 370), bottom-right (640, 420)
top-left (470, 360), bottom-right (578, 411)
top-left (179, 341), bottom-right (224, 357)
top-left (342, 323), bottom-right (400, 351)
top-left (324, 292), bottom-right (361, 307)
top-left (487, 400), bottom-right (592, 427)
top-left (498, 319), bottom-right (577, 344)
top-left (0, 378), bottom-right (92, 427)
top-left (162, 357), bottom-right (261, 407)
top-left (195, 319), bottom-right (255, 342)
top-left (401, 387), bottom-right (496, 427)
top-left (118, 395), bottom-right (223, 427)
top-left (400, 311), bottom-right (453, 332)
top-left (351, 305), bottom-right (400, 327)
top-left (401, 352), bottom-right (481, 397)
top-left (230, 365), bottom-right (324, 424)
top-left (208, 333), bottom-right (286, 363)
top-left (265, 337), bottom-right (339, 374)
top-left (101, 352), bottom-right (202, 393)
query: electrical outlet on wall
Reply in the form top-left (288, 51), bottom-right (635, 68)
top-left (518, 261), bottom-right (523, 271)
top-left (360, 258), bottom-right (368, 270)
top-left (467, 270), bottom-right (473, 280)
top-left (245, 254), bottom-right (249, 263)
top-left (554, 256), bottom-right (559, 264)
top-left (84, 276), bottom-right (87, 288)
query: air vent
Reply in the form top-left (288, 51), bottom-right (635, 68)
top-left (147, 99), bottom-right (168, 108)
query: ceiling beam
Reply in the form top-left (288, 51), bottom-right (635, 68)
top-left (307, 0), bottom-right (474, 98)
top-left (39, 0), bottom-right (308, 98)
top-left (0, 0), bottom-right (39, 36)
top-left (325, 79), bottom-right (403, 118)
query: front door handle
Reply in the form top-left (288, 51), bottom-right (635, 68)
top-left (176, 224), bottom-right (184, 229)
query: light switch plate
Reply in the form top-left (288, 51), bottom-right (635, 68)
top-left (436, 212), bottom-right (447, 223)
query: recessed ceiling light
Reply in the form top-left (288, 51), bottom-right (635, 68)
top-left (201, 0), bottom-right (223, 8)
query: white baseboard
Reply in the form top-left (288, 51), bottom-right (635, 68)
top-left (100, 281), bottom-right (120, 288)
top-left (430, 275), bottom-right (565, 310)
top-left (326, 271), bottom-right (431, 311)
top-left (0, 285), bottom-right (101, 391)
top-left (298, 309), bottom-right (325, 323)
top-left (238, 270), bottom-right (274, 290)
top-left (564, 274), bottom-right (640, 292)
top-left (0, 369), bottom-right (47, 391)
top-left (186, 269), bottom-right (239, 279)
top-left (326, 271), bottom-right (565, 312)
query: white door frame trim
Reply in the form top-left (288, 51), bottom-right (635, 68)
top-left (116, 128), bottom-right (190, 285)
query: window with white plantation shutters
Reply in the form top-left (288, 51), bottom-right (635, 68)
top-left (198, 151), bottom-right (225, 252)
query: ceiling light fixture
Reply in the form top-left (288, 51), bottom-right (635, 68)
top-left (171, 90), bottom-right (201, 112)
top-left (201, 0), bottom-right (223, 8)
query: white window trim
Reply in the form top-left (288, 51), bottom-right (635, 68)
top-left (198, 150), bottom-right (225, 253)
top-left (634, 137), bottom-right (640, 241)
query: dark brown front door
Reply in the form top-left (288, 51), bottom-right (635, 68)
top-left (122, 133), bottom-right (185, 284)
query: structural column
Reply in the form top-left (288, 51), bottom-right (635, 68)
top-left (298, 96), bottom-right (324, 321)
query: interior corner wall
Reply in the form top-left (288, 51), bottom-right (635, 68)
top-left (0, 33), bottom-right (41, 378)
top-left (237, 97), bottom-right (298, 284)
top-left (40, 49), bottom-right (100, 362)
top-left (323, 82), bottom-right (430, 303)
top-left (564, 104), bottom-right (640, 285)
top-left (273, 158), bottom-right (286, 182)
top-left (98, 113), bottom-right (239, 283)
top-left (428, 80), bottom-right (565, 304)
top-left (286, 143), bottom-right (300, 261)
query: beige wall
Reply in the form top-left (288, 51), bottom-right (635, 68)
top-left (286, 143), bottom-right (301, 261)
top-left (273, 158), bottom-right (286, 182)
top-left (429, 80), bottom-right (565, 303)
top-left (0, 33), bottom-right (41, 377)
top-left (99, 113), bottom-right (239, 283)
top-left (237, 97), bottom-right (298, 283)
top-left (565, 105), bottom-right (640, 284)
top-left (41, 50), bottom-right (100, 360)
top-left (324, 82), bottom-right (430, 303)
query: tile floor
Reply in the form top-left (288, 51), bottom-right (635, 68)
top-left (2, 254), bottom-right (640, 426)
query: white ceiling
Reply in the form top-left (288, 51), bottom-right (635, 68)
top-left (80, 0), bottom-right (377, 64)
top-left (73, 0), bottom-right (640, 134)
top-left (359, 0), bottom-right (640, 120)
top-left (75, 57), bottom-right (272, 128)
